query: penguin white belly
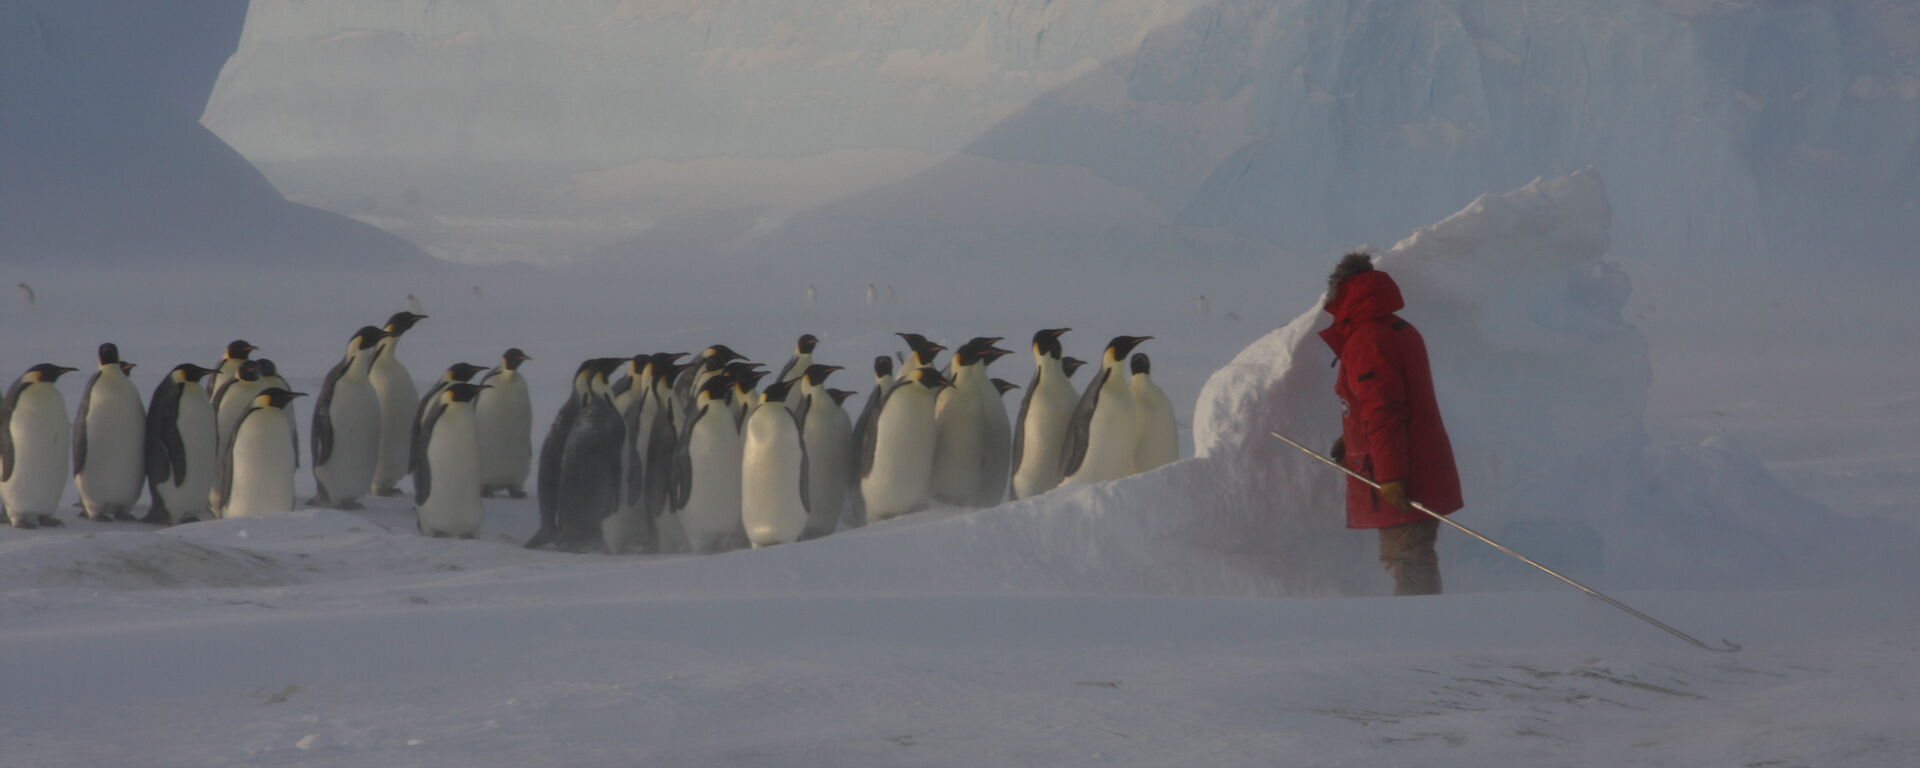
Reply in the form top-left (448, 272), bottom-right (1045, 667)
top-left (214, 382), bottom-right (264, 452)
top-left (1132, 381), bottom-right (1179, 473)
top-left (677, 421), bottom-right (743, 553)
top-left (316, 379), bottom-right (381, 501)
top-left (930, 387), bottom-right (984, 506)
top-left (1011, 385), bottom-right (1077, 499)
top-left (1064, 390), bottom-right (1136, 485)
top-left (861, 390), bottom-right (935, 522)
top-left (76, 376), bottom-right (146, 514)
top-left (977, 392), bottom-right (1012, 507)
top-left (1, 388), bottom-right (69, 518)
top-left (802, 407), bottom-right (852, 537)
top-left (740, 410), bottom-right (806, 548)
top-left (418, 408), bottom-right (483, 538)
top-left (476, 374), bottom-right (533, 491)
top-left (370, 358), bottom-right (418, 493)
top-left (155, 395), bottom-right (218, 520)
top-left (226, 415), bottom-right (295, 517)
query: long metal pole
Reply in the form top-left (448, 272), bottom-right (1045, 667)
top-left (1270, 431), bottom-right (1740, 653)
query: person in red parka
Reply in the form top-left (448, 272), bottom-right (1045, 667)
top-left (1321, 253), bottom-right (1462, 595)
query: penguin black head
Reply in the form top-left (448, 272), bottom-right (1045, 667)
top-left (256, 358), bottom-right (279, 378)
top-left (444, 382), bottom-right (489, 403)
top-left (1105, 335), bottom-right (1153, 362)
top-left (351, 326), bottom-right (388, 351)
top-left (1032, 328), bottom-right (1071, 359)
top-left (911, 367), bottom-right (951, 390)
top-left (225, 340), bottom-right (257, 360)
top-left (1062, 357), bottom-right (1088, 379)
top-left (1131, 353), bottom-right (1152, 376)
top-left (706, 344), bottom-right (745, 363)
top-left (872, 355), bottom-right (894, 379)
top-left (827, 388), bottom-right (857, 406)
top-left (761, 378), bottom-right (798, 404)
top-left (171, 363), bottom-right (219, 383)
top-left (697, 374), bottom-right (734, 402)
top-left (733, 370), bottom-right (771, 392)
top-left (117, 361), bottom-right (136, 375)
top-left (795, 334), bottom-right (819, 354)
top-left (502, 348), bottom-right (531, 371)
top-left (964, 336), bottom-right (1004, 349)
top-left (235, 359), bottom-right (262, 381)
top-left (723, 360), bottom-right (765, 378)
top-left (991, 378), bottom-right (1021, 396)
top-left (384, 311), bottom-right (428, 335)
top-left (255, 388), bottom-right (307, 409)
top-left (589, 357), bottom-right (626, 379)
top-left (24, 364), bottom-right (79, 383)
top-left (97, 343), bottom-right (121, 366)
top-left (446, 362), bottom-right (488, 382)
top-left (978, 346), bottom-right (1014, 367)
top-left (895, 333), bottom-right (946, 366)
top-left (802, 364), bottom-right (843, 386)
top-left (652, 352), bottom-right (691, 381)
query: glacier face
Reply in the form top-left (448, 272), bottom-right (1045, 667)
top-left (203, 0), bottom-right (1918, 269)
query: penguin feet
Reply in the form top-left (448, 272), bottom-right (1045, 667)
top-left (336, 499), bottom-right (366, 511)
top-left (37, 515), bottom-right (63, 528)
top-left (478, 486), bottom-right (497, 498)
top-left (111, 506), bottom-right (136, 522)
top-left (138, 506), bottom-right (170, 525)
top-left (9, 517), bottom-right (37, 530)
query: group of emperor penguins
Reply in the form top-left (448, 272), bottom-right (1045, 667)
top-left (0, 316), bottom-right (1179, 556)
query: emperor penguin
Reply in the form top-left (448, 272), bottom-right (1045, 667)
top-left (16, 283), bottom-right (34, 312)
top-left (1062, 357), bottom-right (1088, 380)
top-left (551, 359), bottom-right (629, 553)
top-left (210, 360), bottom-right (266, 510)
top-left (728, 368), bottom-right (770, 428)
top-left (311, 326), bottom-right (388, 510)
top-left (2, 364), bottom-right (79, 528)
top-left (846, 355), bottom-right (893, 528)
top-left (370, 311), bottom-right (428, 497)
top-left (209, 339), bottom-right (256, 399)
top-left (256, 359), bottom-right (299, 468)
top-left (409, 362), bottom-right (487, 475)
top-left (865, 283), bottom-right (877, 305)
top-left (610, 355), bottom-right (653, 423)
top-left (974, 344), bottom-right (1016, 507)
top-left (604, 355), bottom-right (659, 556)
top-left (476, 348), bottom-right (533, 498)
top-left (73, 343), bottom-right (147, 521)
top-left (931, 339), bottom-right (1008, 507)
top-left (1130, 353), bottom-right (1179, 473)
top-left (858, 366), bottom-right (950, 523)
top-left (794, 364), bottom-right (850, 539)
top-left (776, 334), bottom-right (819, 383)
top-left (1060, 336), bottom-right (1152, 486)
top-left (1011, 328), bottom-right (1077, 500)
top-left (895, 333), bottom-right (946, 371)
top-left (414, 382), bottom-right (487, 539)
top-left (142, 363), bottom-right (219, 524)
top-left (524, 359), bottom-right (597, 549)
top-left (221, 388), bottom-right (305, 518)
top-left (672, 344), bottom-right (745, 412)
top-left (672, 375), bottom-right (746, 554)
top-left (645, 353), bottom-right (693, 552)
top-left (741, 377), bottom-right (810, 548)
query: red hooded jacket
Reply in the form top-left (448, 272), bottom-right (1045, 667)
top-left (1319, 269), bottom-right (1463, 529)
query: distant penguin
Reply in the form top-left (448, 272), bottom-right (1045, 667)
top-left (255, 358), bottom-right (298, 468)
top-left (1061, 357), bottom-right (1088, 380)
top-left (1011, 328), bottom-right (1076, 500)
top-left (805, 285), bottom-right (817, 307)
top-left (209, 339), bottom-right (257, 400)
top-left (931, 339), bottom-right (1005, 507)
top-left (414, 382), bottom-right (486, 539)
top-left (859, 366), bottom-right (950, 523)
top-left (221, 388), bottom-right (305, 518)
top-left (370, 311), bottom-right (427, 497)
top-left (524, 359), bottom-right (597, 549)
top-left (142, 363), bottom-right (219, 524)
top-left (991, 379), bottom-right (1021, 397)
top-left (673, 375), bottom-right (746, 553)
top-left (16, 283), bottom-right (34, 312)
top-left (2, 364), bottom-right (79, 528)
top-left (795, 364), bottom-right (850, 539)
top-left (210, 360), bottom-right (266, 511)
top-left (476, 348), bottom-right (533, 498)
top-left (310, 326), bottom-right (388, 510)
top-left (73, 343), bottom-right (146, 521)
top-left (407, 294), bottom-right (424, 315)
top-left (776, 334), bottom-right (819, 383)
top-left (1130, 353), bottom-right (1178, 473)
top-left (865, 283), bottom-right (877, 306)
top-left (1060, 336), bottom-right (1152, 486)
top-left (1196, 294), bottom-right (1210, 320)
top-left (742, 378), bottom-right (810, 548)
top-left (409, 362), bottom-right (487, 476)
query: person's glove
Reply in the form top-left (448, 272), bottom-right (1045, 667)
top-left (1330, 437), bottom-right (1345, 464)
top-left (1377, 480), bottom-right (1412, 514)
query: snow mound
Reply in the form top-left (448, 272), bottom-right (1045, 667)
top-left (0, 527), bottom-right (296, 591)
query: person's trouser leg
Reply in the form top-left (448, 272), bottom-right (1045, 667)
top-left (1377, 518), bottom-right (1441, 596)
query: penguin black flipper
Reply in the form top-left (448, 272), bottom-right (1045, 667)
top-left (1059, 368), bottom-right (1107, 479)
top-left (793, 403), bottom-right (812, 518)
top-left (415, 399), bottom-right (445, 506)
top-left (0, 378), bottom-right (26, 481)
top-left (775, 356), bottom-right (798, 384)
top-left (670, 404), bottom-right (703, 511)
top-left (408, 382), bottom-right (448, 475)
top-left (1010, 366), bottom-right (1042, 486)
top-left (479, 366), bottom-right (503, 385)
top-left (610, 375), bottom-right (634, 399)
top-left (147, 380), bottom-right (186, 484)
top-left (72, 370), bottom-right (101, 475)
top-left (312, 358), bottom-right (348, 467)
top-left (858, 380), bottom-right (906, 481)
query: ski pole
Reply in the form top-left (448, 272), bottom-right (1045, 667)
top-left (1270, 431), bottom-right (1741, 653)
